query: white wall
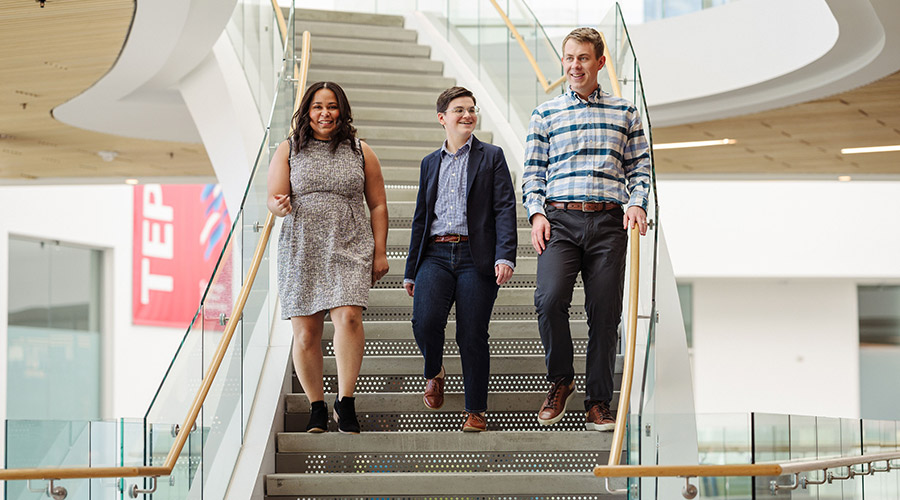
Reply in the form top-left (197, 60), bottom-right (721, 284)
top-left (0, 185), bottom-right (186, 423)
top-left (658, 180), bottom-right (900, 279)
top-left (690, 279), bottom-right (860, 418)
top-left (657, 179), bottom-right (900, 418)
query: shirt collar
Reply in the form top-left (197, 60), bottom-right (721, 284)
top-left (441, 134), bottom-right (474, 158)
top-left (567, 85), bottom-right (604, 104)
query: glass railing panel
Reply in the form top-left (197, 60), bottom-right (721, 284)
top-left (226, 0), bottom-right (284, 121)
top-left (198, 210), bottom-right (244, 500)
top-left (814, 416), bottom-right (845, 500)
top-left (695, 413), bottom-right (752, 500)
top-left (752, 413), bottom-right (790, 500)
top-left (505, 0), bottom-right (543, 126)
top-left (841, 417), bottom-right (863, 500)
top-left (5, 420), bottom-right (91, 500)
top-left (141, 421), bottom-right (190, 500)
top-left (863, 420), bottom-right (899, 500)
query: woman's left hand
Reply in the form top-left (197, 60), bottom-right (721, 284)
top-left (372, 253), bottom-right (389, 285)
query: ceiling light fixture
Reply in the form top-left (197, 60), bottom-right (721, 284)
top-left (837, 176), bottom-right (852, 182)
top-left (125, 179), bottom-right (139, 185)
top-left (654, 138), bottom-right (736, 150)
top-left (840, 145), bottom-right (900, 155)
top-left (98, 150), bottom-right (118, 162)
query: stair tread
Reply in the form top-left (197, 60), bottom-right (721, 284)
top-left (266, 471), bottom-right (625, 496)
top-left (285, 391), bottom-right (618, 413)
top-left (277, 430), bottom-right (613, 452)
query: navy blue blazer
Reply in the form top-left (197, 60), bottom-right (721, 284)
top-left (405, 135), bottom-right (518, 280)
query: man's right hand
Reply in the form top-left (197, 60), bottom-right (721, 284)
top-left (530, 213), bottom-right (551, 255)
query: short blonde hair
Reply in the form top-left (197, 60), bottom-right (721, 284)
top-left (562, 27), bottom-right (604, 59)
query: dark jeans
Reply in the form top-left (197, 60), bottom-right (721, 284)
top-left (534, 206), bottom-right (627, 404)
top-left (411, 240), bottom-right (499, 413)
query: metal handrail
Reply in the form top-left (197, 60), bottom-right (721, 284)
top-left (0, 8), bottom-right (310, 487)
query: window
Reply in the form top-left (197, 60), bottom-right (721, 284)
top-left (7, 237), bottom-right (103, 421)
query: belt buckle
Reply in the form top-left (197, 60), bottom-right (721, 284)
top-left (581, 202), bottom-right (596, 213)
top-left (448, 234), bottom-right (462, 243)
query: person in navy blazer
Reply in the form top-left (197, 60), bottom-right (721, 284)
top-left (403, 86), bottom-right (518, 432)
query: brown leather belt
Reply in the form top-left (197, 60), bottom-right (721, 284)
top-left (549, 201), bottom-right (619, 212)
top-left (432, 234), bottom-right (469, 243)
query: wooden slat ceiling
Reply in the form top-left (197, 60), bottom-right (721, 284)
top-left (653, 71), bottom-right (900, 177)
top-left (0, 0), bottom-right (897, 180)
top-left (0, 0), bottom-right (212, 181)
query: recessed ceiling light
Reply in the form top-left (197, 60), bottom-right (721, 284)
top-left (840, 145), bottom-right (900, 155)
top-left (837, 176), bottom-right (851, 182)
top-left (654, 139), bottom-right (736, 150)
top-left (124, 178), bottom-right (139, 185)
top-left (98, 150), bottom-right (118, 162)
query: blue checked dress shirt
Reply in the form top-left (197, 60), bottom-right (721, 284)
top-left (522, 86), bottom-right (651, 219)
top-left (430, 136), bottom-right (472, 238)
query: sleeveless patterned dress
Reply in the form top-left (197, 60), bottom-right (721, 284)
top-left (277, 137), bottom-right (374, 318)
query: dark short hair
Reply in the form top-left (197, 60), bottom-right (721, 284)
top-left (289, 81), bottom-right (359, 155)
top-left (436, 86), bottom-right (476, 114)
top-left (562, 27), bottom-right (605, 59)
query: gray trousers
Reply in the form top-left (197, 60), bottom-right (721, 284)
top-left (533, 205), bottom-right (627, 406)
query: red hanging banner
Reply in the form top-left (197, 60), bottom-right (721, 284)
top-left (132, 184), bottom-right (232, 328)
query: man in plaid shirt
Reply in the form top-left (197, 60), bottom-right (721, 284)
top-left (522, 27), bottom-right (651, 431)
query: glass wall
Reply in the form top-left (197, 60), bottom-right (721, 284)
top-left (7, 237), bottom-right (103, 422)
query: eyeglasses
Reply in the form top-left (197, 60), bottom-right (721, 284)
top-left (445, 106), bottom-right (480, 116)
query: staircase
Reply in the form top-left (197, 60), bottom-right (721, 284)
top-left (266, 9), bottom-right (624, 498)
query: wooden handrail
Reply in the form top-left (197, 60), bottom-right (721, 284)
top-left (603, 44), bottom-right (639, 467)
top-left (0, 11), bottom-right (310, 485)
top-left (594, 451), bottom-right (900, 478)
top-left (607, 224), bottom-right (640, 465)
top-left (487, 0), bottom-right (562, 94)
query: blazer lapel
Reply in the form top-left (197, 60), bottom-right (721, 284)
top-left (465, 136), bottom-right (483, 197)
top-left (425, 151), bottom-right (441, 208)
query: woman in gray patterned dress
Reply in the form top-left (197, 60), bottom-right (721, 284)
top-left (267, 81), bottom-right (389, 434)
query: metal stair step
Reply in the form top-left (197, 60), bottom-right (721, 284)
top-left (357, 125), bottom-right (493, 146)
top-left (323, 319), bottom-right (589, 339)
top-left (308, 69), bottom-right (454, 91)
top-left (285, 392), bottom-right (617, 414)
top-left (344, 87), bottom-right (437, 108)
top-left (367, 287), bottom-right (585, 307)
top-left (379, 166), bottom-right (420, 183)
top-left (384, 256), bottom-right (540, 275)
top-left (313, 36), bottom-right (431, 57)
top-left (386, 200), bottom-right (529, 218)
top-left (294, 8), bottom-right (405, 27)
top-left (266, 471), bottom-right (625, 496)
top-left (322, 354), bottom-right (623, 376)
top-left (295, 21), bottom-right (416, 42)
top-left (277, 429), bottom-right (612, 453)
top-left (386, 226), bottom-right (533, 246)
top-left (310, 52), bottom-right (444, 75)
top-left (370, 144), bottom-right (436, 161)
top-left (354, 106), bottom-right (444, 126)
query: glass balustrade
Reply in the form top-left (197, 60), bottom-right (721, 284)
top-left (4, 3), bottom-right (297, 499)
top-left (688, 413), bottom-right (900, 500)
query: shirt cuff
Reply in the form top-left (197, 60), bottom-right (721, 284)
top-left (525, 202), bottom-right (546, 221)
top-left (495, 259), bottom-right (515, 271)
top-left (403, 278), bottom-right (415, 287)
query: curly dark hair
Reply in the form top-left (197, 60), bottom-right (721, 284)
top-left (289, 81), bottom-right (359, 155)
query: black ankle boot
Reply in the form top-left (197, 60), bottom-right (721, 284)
top-left (306, 400), bottom-right (328, 433)
top-left (333, 396), bottom-right (360, 434)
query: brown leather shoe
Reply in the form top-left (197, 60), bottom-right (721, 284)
top-left (537, 379), bottom-right (576, 426)
top-left (462, 412), bottom-right (487, 432)
top-left (423, 368), bottom-right (445, 409)
top-left (586, 401), bottom-right (615, 431)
